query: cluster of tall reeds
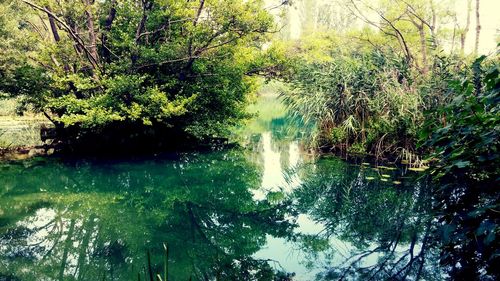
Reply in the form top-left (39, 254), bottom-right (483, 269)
top-left (281, 38), bottom-right (463, 161)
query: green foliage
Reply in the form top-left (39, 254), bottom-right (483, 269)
top-left (424, 55), bottom-right (499, 183)
top-left (422, 54), bottom-right (500, 280)
top-left (347, 142), bottom-right (366, 154)
top-left (329, 127), bottom-right (347, 144)
top-left (0, 0), bottom-right (281, 148)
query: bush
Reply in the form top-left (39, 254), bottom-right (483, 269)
top-left (423, 55), bottom-right (500, 279)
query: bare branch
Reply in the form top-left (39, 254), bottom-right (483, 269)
top-left (21, 0), bottom-right (101, 71)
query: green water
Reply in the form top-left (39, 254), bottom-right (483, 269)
top-left (0, 95), bottom-right (440, 280)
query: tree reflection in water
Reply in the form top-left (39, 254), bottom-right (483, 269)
top-left (0, 151), bottom-right (296, 281)
top-left (1, 145), bottom-right (491, 280)
top-left (0, 154), bottom-right (451, 280)
top-left (288, 157), bottom-right (443, 280)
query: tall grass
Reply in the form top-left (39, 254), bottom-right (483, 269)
top-left (0, 98), bottom-right (18, 116)
top-left (281, 39), bottom-right (453, 160)
top-left (136, 244), bottom-right (169, 281)
top-left (0, 98), bottom-right (49, 148)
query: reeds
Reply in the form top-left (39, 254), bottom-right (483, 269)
top-left (136, 243), bottom-right (170, 281)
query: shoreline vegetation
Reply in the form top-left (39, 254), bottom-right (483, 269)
top-left (0, 98), bottom-right (51, 160)
top-left (279, 34), bottom-right (498, 162)
top-left (0, 0), bottom-right (496, 165)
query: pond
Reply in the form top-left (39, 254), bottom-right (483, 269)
top-left (0, 95), bottom-right (442, 280)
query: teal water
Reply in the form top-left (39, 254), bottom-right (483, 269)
top-left (0, 95), bottom-right (440, 280)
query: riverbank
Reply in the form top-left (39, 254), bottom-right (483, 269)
top-left (0, 96), bottom-right (423, 166)
top-left (0, 144), bottom-right (57, 161)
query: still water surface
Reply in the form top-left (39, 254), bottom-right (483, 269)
top-left (0, 96), bottom-right (440, 280)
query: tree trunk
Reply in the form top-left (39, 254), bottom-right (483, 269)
top-left (68, 18), bottom-right (84, 57)
top-left (75, 215), bottom-right (95, 280)
top-left (102, 0), bottom-right (117, 63)
top-left (193, 0), bottom-right (205, 27)
top-left (429, 0), bottom-right (437, 48)
top-left (460, 0), bottom-right (472, 53)
top-left (474, 0), bottom-right (481, 54)
top-left (46, 6), bottom-right (61, 42)
top-left (135, 1), bottom-right (153, 43)
top-left (58, 219), bottom-right (76, 281)
top-left (46, 6), bottom-right (71, 72)
top-left (83, 0), bottom-right (99, 64)
top-left (418, 24), bottom-right (428, 74)
top-left (184, 0), bottom-right (206, 77)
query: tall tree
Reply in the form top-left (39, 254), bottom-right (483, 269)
top-left (474, 0), bottom-right (481, 54)
top-left (2, 0), bottom-right (279, 150)
top-left (460, 0), bottom-right (472, 53)
top-left (83, 0), bottom-right (98, 67)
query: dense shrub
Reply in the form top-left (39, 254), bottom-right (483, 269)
top-left (423, 55), bottom-right (500, 279)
